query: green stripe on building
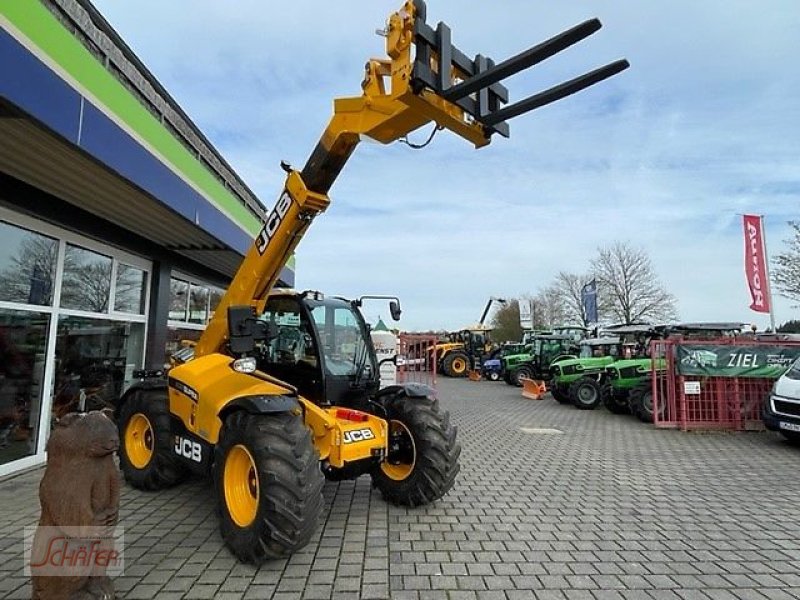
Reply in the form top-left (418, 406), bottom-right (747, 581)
top-left (2, 1), bottom-right (261, 236)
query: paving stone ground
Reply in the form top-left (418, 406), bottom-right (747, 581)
top-left (1, 378), bottom-right (800, 599)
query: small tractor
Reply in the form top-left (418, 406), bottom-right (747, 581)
top-left (549, 336), bottom-right (622, 407)
top-left (115, 0), bottom-right (627, 563)
top-left (503, 334), bottom-right (579, 386)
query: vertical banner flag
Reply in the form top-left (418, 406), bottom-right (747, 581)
top-left (743, 214), bottom-right (770, 313)
top-left (581, 279), bottom-right (598, 324)
top-left (519, 299), bottom-right (532, 329)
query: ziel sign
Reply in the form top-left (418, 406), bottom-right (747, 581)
top-left (677, 345), bottom-right (800, 378)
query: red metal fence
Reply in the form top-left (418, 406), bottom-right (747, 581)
top-left (397, 333), bottom-right (437, 391)
top-left (652, 338), bottom-right (800, 431)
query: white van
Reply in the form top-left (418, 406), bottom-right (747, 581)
top-left (763, 356), bottom-right (800, 443)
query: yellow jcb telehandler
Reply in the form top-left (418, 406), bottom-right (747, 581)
top-left (115, 0), bottom-right (628, 563)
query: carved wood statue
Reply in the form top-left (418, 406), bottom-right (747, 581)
top-left (31, 409), bottom-right (120, 600)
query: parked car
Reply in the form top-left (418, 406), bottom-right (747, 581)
top-left (763, 356), bottom-right (800, 443)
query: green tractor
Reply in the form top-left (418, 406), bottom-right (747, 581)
top-left (503, 335), bottom-right (579, 386)
top-left (609, 322), bottom-right (746, 422)
top-left (596, 325), bottom-right (663, 415)
top-left (549, 336), bottom-right (622, 407)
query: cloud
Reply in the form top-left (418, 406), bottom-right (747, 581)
top-left (92, 0), bottom-right (800, 330)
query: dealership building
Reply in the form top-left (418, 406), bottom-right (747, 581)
top-left (0, 1), bottom-right (285, 476)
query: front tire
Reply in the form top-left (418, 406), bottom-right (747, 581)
top-left (602, 384), bottom-right (630, 414)
top-left (442, 352), bottom-right (470, 377)
top-left (371, 394), bottom-right (460, 506)
top-left (570, 378), bottom-right (602, 410)
top-left (512, 366), bottom-right (533, 387)
top-left (487, 371), bottom-right (500, 382)
top-left (119, 389), bottom-right (187, 490)
top-left (629, 381), bottom-right (660, 422)
top-left (214, 411), bottom-right (324, 563)
top-left (550, 382), bottom-right (571, 404)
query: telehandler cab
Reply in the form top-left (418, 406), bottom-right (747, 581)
top-left (115, 0), bottom-right (628, 563)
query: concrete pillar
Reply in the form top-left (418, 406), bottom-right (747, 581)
top-left (145, 260), bottom-right (172, 370)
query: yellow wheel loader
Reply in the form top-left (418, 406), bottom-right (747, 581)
top-left (115, 0), bottom-right (628, 563)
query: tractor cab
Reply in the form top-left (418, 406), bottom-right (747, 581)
top-left (256, 290), bottom-right (388, 409)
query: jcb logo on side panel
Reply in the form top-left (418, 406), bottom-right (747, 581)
top-left (255, 191), bottom-right (293, 254)
top-left (174, 436), bottom-right (202, 463)
top-left (342, 428), bottom-right (375, 444)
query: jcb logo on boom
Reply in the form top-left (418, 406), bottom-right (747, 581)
top-left (342, 428), bottom-right (375, 444)
top-left (255, 191), bottom-right (293, 255)
top-left (174, 436), bottom-right (202, 463)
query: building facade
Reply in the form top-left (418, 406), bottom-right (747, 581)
top-left (0, 0), bottom-right (285, 476)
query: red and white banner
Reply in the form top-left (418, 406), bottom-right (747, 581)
top-left (743, 214), bottom-right (770, 313)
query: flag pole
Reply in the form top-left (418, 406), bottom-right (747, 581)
top-left (760, 214), bottom-right (777, 332)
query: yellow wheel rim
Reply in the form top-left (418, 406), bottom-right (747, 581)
top-left (223, 444), bottom-right (260, 528)
top-left (124, 413), bottom-right (154, 469)
top-left (381, 420), bottom-right (416, 481)
top-left (452, 357), bottom-right (466, 374)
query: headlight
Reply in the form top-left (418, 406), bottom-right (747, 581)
top-left (232, 357), bottom-right (257, 373)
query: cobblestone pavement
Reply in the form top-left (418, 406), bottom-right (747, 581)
top-left (2, 378), bottom-right (800, 599)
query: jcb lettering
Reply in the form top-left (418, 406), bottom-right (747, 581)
top-left (256, 191), bottom-right (293, 254)
top-left (342, 428), bottom-right (375, 444)
top-left (174, 436), bottom-right (202, 463)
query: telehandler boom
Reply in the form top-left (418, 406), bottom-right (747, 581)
top-left (116, 0), bottom-right (628, 563)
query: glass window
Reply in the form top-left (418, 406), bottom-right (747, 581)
top-left (0, 309), bottom-right (49, 467)
top-left (60, 244), bottom-right (113, 312)
top-left (52, 317), bottom-right (145, 418)
top-left (165, 327), bottom-right (203, 366)
top-left (309, 304), bottom-right (367, 376)
top-left (114, 264), bottom-right (147, 314)
top-left (169, 278), bottom-right (189, 321)
top-left (188, 284), bottom-right (209, 324)
top-left (0, 221), bottom-right (58, 306)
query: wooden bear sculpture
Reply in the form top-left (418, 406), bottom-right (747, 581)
top-left (31, 409), bottom-right (120, 600)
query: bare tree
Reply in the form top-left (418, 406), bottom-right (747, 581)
top-left (591, 242), bottom-right (678, 324)
top-left (553, 271), bottom-right (596, 326)
top-left (773, 221), bottom-right (800, 305)
top-left (533, 286), bottom-right (567, 328)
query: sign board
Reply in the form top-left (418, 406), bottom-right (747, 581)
top-left (683, 381), bottom-right (701, 395)
top-left (676, 345), bottom-right (800, 378)
top-left (519, 300), bottom-right (532, 329)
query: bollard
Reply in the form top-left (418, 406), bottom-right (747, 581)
top-left (31, 409), bottom-right (120, 600)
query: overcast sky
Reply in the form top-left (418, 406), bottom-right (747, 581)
top-left (92, 0), bottom-right (800, 331)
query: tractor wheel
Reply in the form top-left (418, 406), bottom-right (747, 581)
top-left (119, 389), bottom-right (187, 490)
top-left (487, 371), bottom-right (500, 381)
top-left (371, 393), bottom-right (460, 507)
top-left (602, 384), bottom-right (630, 415)
top-left (504, 371), bottom-right (516, 386)
top-left (550, 382), bottom-right (571, 404)
top-left (512, 366), bottom-right (533, 387)
top-left (442, 352), bottom-right (469, 378)
top-left (629, 382), bottom-right (660, 423)
top-left (570, 378), bottom-right (602, 410)
top-left (214, 410), bottom-right (324, 563)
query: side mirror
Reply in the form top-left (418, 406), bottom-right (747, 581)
top-left (390, 300), bottom-right (402, 321)
top-left (228, 306), bottom-right (256, 355)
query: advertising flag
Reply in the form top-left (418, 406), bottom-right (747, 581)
top-left (581, 279), bottom-right (598, 324)
top-left (743, 215), bottom-right (770, 313)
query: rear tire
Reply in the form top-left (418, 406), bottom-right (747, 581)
top-left (214, 411), bottom-right (324, 563)
top-left (371, 394), bottom-right (460, 507)
top-left (570, 378), bottom-right (602, 410)
top-left (119, 389), bottom-right (187, 490)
